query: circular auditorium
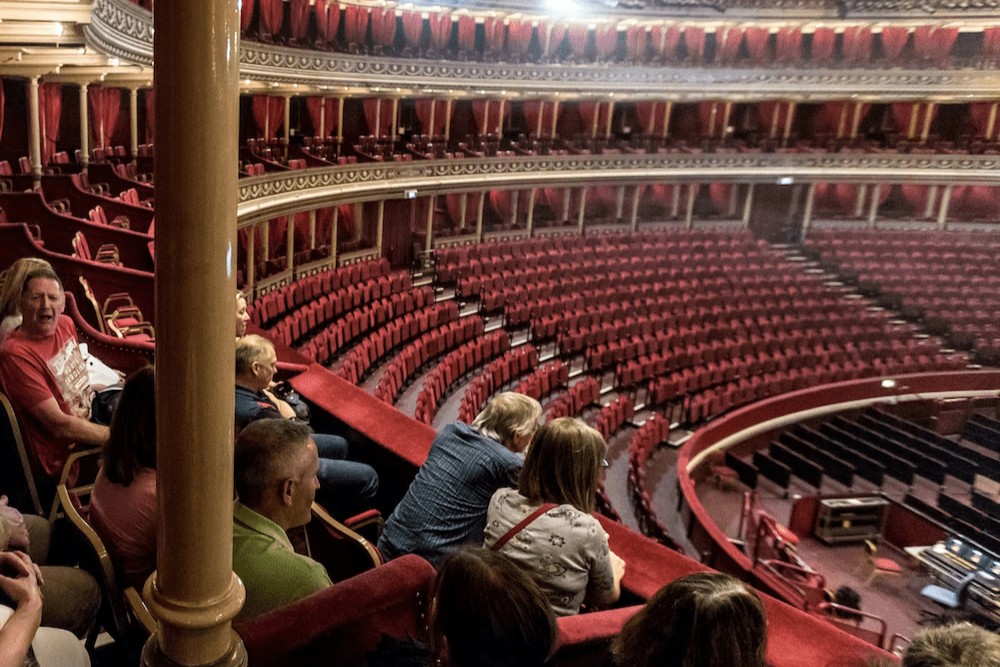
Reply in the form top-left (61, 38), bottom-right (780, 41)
top-left (0, 0), bottom-right (998, 665)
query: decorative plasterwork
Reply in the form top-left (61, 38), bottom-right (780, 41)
top-left (87, 0), bottom-right (1000, 99)
top-left (236, 151), bottom-right (1000, 226)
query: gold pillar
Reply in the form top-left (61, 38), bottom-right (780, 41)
top-left (318, 99), bottom-right (326, 139)
top-left (337, 97), bottom-right (345, 148)
top-left (28, 76), bottom-right (42, 187)
top-left (720, 101), bottom-right (732, 139)
top-left (375, 200), bottom-right (385, 255)
top-left (283, 95), bottom-right (291, 158)
top-left (459, 192), bottom-right (468, 231)
top-left (662, 101), bottom-right (673, 139)
top-left (708, 103), bottom-right (719, 139)
top-left (630, 186), bottom-right (641, 231)
top-left (615, 185), bottom-right (625, 222)
top-left (685, 184), bottom-right (696, 230)
top-left (850, 102), bottom-right (864, 139)
top-left (937, 184), bottom-right (952, 230)
top-left (577, 188), bottom-right (587, 232)
top-left (867, 183), bottom-right (882, 228)
top-left (590, 103), bottom-right (600, 139)
top-left (146, 0), bottom-right (246, 663)
top-left (550, 100), bottom-right (560, 137)
top-left (476, 192), bottom-right (485, 241)
top-left (854, 184), bottom-right (867, 219)
top-left (923, 185), bottom-right (938, 220)
top-left (769, 103), bottom-right (781, 139)
top-left (783, 102), bottom-right (796, 145)
top-left (535, 101), bottom-right (545, 137)
top-left (259, 221), bottom-right (269, 260)
top-left (374, 97), bottom-right (382, 137)
top-left (525, 188), bottom-right (536, 235)
top-left (354, 203), bottom-right (363, 242)
top-left (286, 214), bottom-right (294, 271)
top-left (425, 196), bottom-right (435, 252)
top-left (496, 99), bottom-right (505, 135)
top-left (482, 100), bottom-right (490, 135)
top-left (920, 102), bottom-right (935, 143)
top-left (801, 183), bottom-right (816, 237)
top-left (391, 98), bottom-right (399, 143)
top-left (130, 87), bottom-right (140, 164)
top-left (330, 206), bottom-right (339, 262)
top-left (309, 209), bottom-right (317, 248)
top-left (444, 98), bottom-right (453, 140)
top-left (907, 104), bottom-right (919, 141)
top-left (985, 102), bottom-right (998, 140)
top-left (428, 99), bottom-right (436, 137)
top-left (79, 83), bottom-right (90, 168)
top-left (561, 188), bottom-right (570, 224)
top-left (605, 101), bottom-right (616, 139)
top-left (509, 190), bottom-right (519, 227)
top-left (671, 184), bottom-right (680, 218)
top-left (742, 183), bottom-right (755, 226)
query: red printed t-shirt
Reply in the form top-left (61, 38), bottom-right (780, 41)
top-left (0, 315), bottom-right (93, 477)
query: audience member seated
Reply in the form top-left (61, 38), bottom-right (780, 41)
top-left (378, 392), bottom-right (542, 567)
top-left (0, 267), bottom-right (109, 480)
top-left (612, 572), bottom-right (768, 667)
top-left (1, 496), bottom-right (100, 640)
top-left (90, 366), bottom-right (158, 588)
top-left (0, 259), bottom-right (53, 345)
top-left (902, 622), bottom-right (1000, 667)
top-left (832, 584), bottom-right (864, 625)
top-left (0, 551), bottom-right (91, 667)
top-left (235, 335), bottom-right (378, 518)
top-left (232, 419), bottom-right (331, 622)
top-left (483, 418), bottom-right (624, 616)
top-left (236, 290), bottom-right (250, 339)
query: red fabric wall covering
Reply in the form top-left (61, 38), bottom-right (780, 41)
top-left (566, 24), bottom-right (589, 58)
top-left (488, 189), bottom-right (513, 221)
top-left (683, 26), bottom-right (706, 61)
top-left (899, 184), bottom-right (933, 216)
top-left (456, 14), bottom-right (476, 53)
top-left (984, 26), bottom-right (1000, 57)
top-left (268, 216), bottom-right (288, 258)
top-left (258, 0), bottom-right (283, 38)
top-left (810, 27), bottom-right (836, 61)
top-left (361, 98), bottom-right (395, 138)
top-left (39, 83), bottom-right (62, 164)
top-left (969, 103), bottom-right (1000, 140)
top-left (879, 25), bottom-right (910, 61)
top-left (577, 102), bottom-right (610, 138)
top-left (288, 0), bottom-right (310, 42)
top-left (810, 101), bottom-right (851, 137)
top-left (593, 24), bottom-right (618, 60)
top-left (743, 26), bottom-right (771, 62)
top-left (292, 211), bottom-right (311, 251)
top-left (951, 185), bottom-right (1000, 219)
top-left (912, 25), bottom-right (957, 63)
top-left (470, 100), bottom-right (510, 135)
top-left (506, 19), bottom-right (533, 58)
top-left (757, 102), bottom-right (792, 138)
top-left (428, 12), bottom-right (452, 52)
top-left (315, 208), bottom-right (335, 245)
top-left (401, 10), bottom-right (423, 50)
top-left (336, 203), bottom-right (356, 238)
top-left (444, 193), bottom-right (468, 227)
top-left (634, 101), bottom-right (668, 136)
top-left (588, 185), bottom-right (618, 218)
top-left (775, 27), bottom-right (802, 63)
top-left (651, 24), bottom-right (681, 60)
top-left (482, 16), bottom-right (504, 54)
top-left (889, 103), bottom-right (937, 140)
top-left (240, 0), bottom-right (256, 34)
top-left (625, 25), bottom-right (648, 62)
top-left (143, 88), bottom-right (154, 143)
top-left (370, 7), bottom-right (397, 48)
top-left (314, 0), bottom-right (341, 46)
top-left (414, 99), bottom-right (448, 136)
top-left (305, 97), bottom-right (338, 138)
top-left (708, 183), bottom-right (734, 215)
top-left (252, 95), bottom-right (285, 140)
top-left (521, 101), bottom-right (560, 138)
top-left (697, 101), bottom-right (727, 137)
top-left (833, 183), bottom-right (861, 215)
top-left (714, 25), bottom-right (742, 64)
top-left (88, 85), bottom-right (120, 151)
top-left (343, 4), bottom-right (368, 46)
top-left (841, 25), bottom-right (873, 63)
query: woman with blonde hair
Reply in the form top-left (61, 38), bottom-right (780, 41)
top-left (483, 417), bottom-right (624, 616)
top-left (0, 258), bottom-right (54, 343)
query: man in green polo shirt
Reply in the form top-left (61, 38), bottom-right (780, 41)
top-left (232, 418), bottom-right (332, 621)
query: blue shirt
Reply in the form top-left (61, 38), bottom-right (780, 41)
top-left (378, 423), bottom-right (522, 567)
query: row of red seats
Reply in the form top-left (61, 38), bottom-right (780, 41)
top-left (335, 301), bottom-right (459, 384)
top-left (250, 256), bottom-right (391, 327)
top-left (808, 229), bottom-right (1000, 252)
top-left (373, 316), bottom-right (486, 405)
top-left (295, 287), bottom-right (435, 363)
top-left (268, 271), bottom-right (412, 346)
top-left (413, 331), bottom-right (511, 425)
top-left (457, 346), bottom-right (539, 424)
top-left (545, 377), bottom-right (601, 420)
top-left (626, 414), bottom-right (679, 549)
top-left (589, 395), bottom-right (636, 441)
top-left (512, 361), bottom-right (570, 402)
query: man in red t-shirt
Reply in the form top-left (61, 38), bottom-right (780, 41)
top-left (0, 267), bottom-right (109, 478)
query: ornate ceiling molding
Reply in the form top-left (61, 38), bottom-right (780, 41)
top-left (88, 0), bottom-right (999, 99)
top-left (236, 151), bottom-right (1000, 226)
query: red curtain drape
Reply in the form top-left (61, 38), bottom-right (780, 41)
top-left (952, 186), bottom-right (1000, 219)
top-left (402, 10), bottom-right (423, 49)
top-left (912, 25), bottom-right (957, 63)
top-left (88, 85), bottom-right (119, 150)
top-left (415, 99), bottom-right (448, 136)
top-left (744, 26), bottom-right (771, 62)
top-left (444, 194), bottom-right (475, 228)
top-left (362, 98), bottom-right (395, 138)
top-left (39, 83), bottom-right (62, 164)
top-left (833, 183), bottom-right (860, 215)
top-left (715, 25), bottom-right (742, 64)
top-left (698, 102), bottom-right (726, 137)
top-left (305, 97), bottom-right (337, 138)
top-left (337, 204), bottom-right (356, 238)
top-left (684, 26), bottom-right (706, 61)
top-left (143, 88), bottom-right (154, 143)
top-left (289, 0), bottom-right (310, 41)
top-left (593, 24), bottom-right (617, 60)
top-left (258, 0), bottom-right (283, 37)
top-left (841, 25), bottom-right (873, 63)
top-left (651, 24), bottom-right (681, 59)
top-left (588, 185), bottom-right (618, 219)
top-left (984, 27), bottom-right (1000, 57)
top-left (489, 190), bottom-right (513, 221)
top-left (252, 95), bottom-right (284, 140)
top-left (482, 16), bottom-right (504, 54)
top-left (899, 184), bottom-right (932, 216)
top-left (625, 25), bottom-right (648, 62)
top-left (428, 11), bottom-right (452, 51)
top-left (567, 25), bottom-right (589, 58)
top-left (240, 0), bottom-right (256, 34)
top-left (775, 27), bottom-right (802, 63)
top-left (315, 0), bottom-right (341, 45)
top-left (890, 103), bottom-right (937, 140)
top-left (370, 6), bottom-right (396, 48)
top-left (471, 100), bottom-right (509, 135)
top-left (811, 101), bottom-right (851, 137)
top-left (522, 101), bottom-right (559, 137)
top-left (578, 102), bottom-right (610, 138)
top-left (969, 103), bottom-right (1000, 140)
top-left (635, 101), bottom-right (666, 136)
top-left (708, 183), bottom-right (733, 215)
top-left (457, 13), bottom-right (476, 53)
top-left (506, 19), bottom-right (533, 58)
top-left (880, 26), bottom-right (909, 61)
top-left (757, 102), bottom-right (792, 138)
top-left (268, 216), bottom-right (288, 259)
top-left (343, 4), bottom-right (368, 46)
top-left (811, 27), bottom-right (836, 61)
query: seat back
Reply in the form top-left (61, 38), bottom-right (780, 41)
top-left (305, 502), bottom-right (383, 583)
top-left (55, 483), bottom-right (154, 647)
top-left (955, 572), bottom-right (977, 608)
top-left (78, 276), bottom-right (110, 335)
top-left (0, 392), bottom-right (45, 514)
top-left (72, 231), bottom-right (92, 260)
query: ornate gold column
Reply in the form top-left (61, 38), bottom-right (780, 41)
top-left (145, 0), bottom-right (246, 662)
top-left (79, 83), bottom-right (90, 169)
top-left (685, 184), bottom-right (696, 230)
top-left (742, 184), bottom-right (755, 227)
top-left (525, 188), bottom-right (536, 235)
top-left (937, 184), bottom-right (952, 230)
top-left (425, 196), bottom-right (435, 252)
top-left (867, 183), bottom-right (882, 229)
top-left (330, 207), bottom-right (340, 263)
top-left (27, 76), bottom-right (42, 187)
top-left (577, 188), bottom-right (587, 232)
top-left (800, 183), bottom-right (816, 238)
top-left (375, 200), bottom-right (385, 255)
top-left (475, 192), bottom-right (485, 241)
top-left (129, 87), bottom-right (139, 164)
top-left (630, 186), bottom-right (641, 231)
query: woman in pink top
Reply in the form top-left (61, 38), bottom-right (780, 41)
top-left (90, 366), bottom-right (158, 588)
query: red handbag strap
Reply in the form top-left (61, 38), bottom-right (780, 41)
top-left (490, 503), bottom-right (557, 551)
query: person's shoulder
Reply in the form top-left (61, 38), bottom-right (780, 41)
top-left (56, 314), bottom-right (78, 338)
